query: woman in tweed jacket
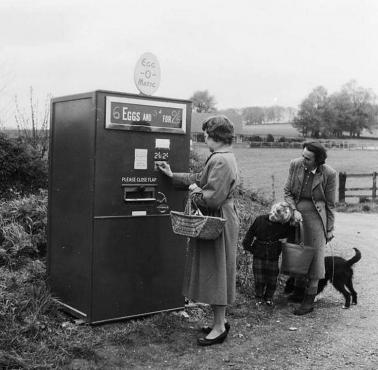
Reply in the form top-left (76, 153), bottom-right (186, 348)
top-left (284, 141), bottom-right (336, 315)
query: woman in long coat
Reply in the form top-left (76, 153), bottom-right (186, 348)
top-left (284, 141), bottom-right (336, 315)
top-left (157, 115), bottom-right (239, 346)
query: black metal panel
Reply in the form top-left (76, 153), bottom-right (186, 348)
top-left (48, 90), bottom-right (191, 323)
top-left (91, 216), bottom-right (186, 322)
top-left (48, 95), bottom-right (95, 317)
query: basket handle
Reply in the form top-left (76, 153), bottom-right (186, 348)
top-left (184, 193), bottom-right (203, 216)
top-left (295, 221), bottom-right (305, 245)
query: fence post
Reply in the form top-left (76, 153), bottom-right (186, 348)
top-left (373, 172), bottom-right (377, 202)
top-left (339, 172), bottom-right (347, 203)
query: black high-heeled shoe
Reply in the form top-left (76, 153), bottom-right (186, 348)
top-left (197, 329), bottom-right (228, 346)
top-left (201, 322), bottom-right (230, 335)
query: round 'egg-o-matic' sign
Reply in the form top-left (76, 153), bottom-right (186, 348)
top-left (134, 52), bottom-right (161, 96)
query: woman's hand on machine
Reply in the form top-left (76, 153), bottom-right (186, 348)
top-left (156, 161), bottom-right (173, 178)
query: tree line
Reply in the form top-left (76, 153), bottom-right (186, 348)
top-left (190, 90), bottom-right (296, 125)
top-left (293, 81), bottom-right (378, 138)
top-left (190, 80), bottom-right (378, 138)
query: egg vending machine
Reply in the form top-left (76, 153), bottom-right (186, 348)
top-left (48, 90), bottom-right (191, 323)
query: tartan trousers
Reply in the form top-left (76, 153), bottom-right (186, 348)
top-left (253, 257), bottom-right (280, 299)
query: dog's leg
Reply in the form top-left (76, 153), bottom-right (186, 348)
top-left (317, 278), bottom-right (327, 294)
top-left (332, 281), bottom-right (351, 308)
top-left (345, 278), bottom-right (357, 305)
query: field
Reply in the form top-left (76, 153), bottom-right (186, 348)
top-left (242, 123), bottom-right (300, 137)
top-left (193, 144), bottom-right (378, 201)
top-left (242, 123), bottom-right (378, 139)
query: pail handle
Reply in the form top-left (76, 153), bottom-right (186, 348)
top-left (295, 221), bottom-right (305, 245)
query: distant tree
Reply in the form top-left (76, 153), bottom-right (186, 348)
top-left (286, 107), bottom-right (297, 123)
top-left (217, 108), bottom-right (241, 123)
top-left (336, 80), bottom-right (378, 137)
top-left (218, 108), bottom-right (243, 133)
top-left (190, 90), bottom-right (217, 113)
top-left (266, 134), bottom-right (275, 142)
top-left (265, 106), bottom-right (285, 123)
top-left (293, 81), bottom-right (378, 138)
top-left (242, 107), bottom-right (265, 125)
top-left (293, 86), bottom-right (329, 137)
top-left (327, 91), bottom-right (351, 137)
top-left (14, 87), bottom-right (50, 158)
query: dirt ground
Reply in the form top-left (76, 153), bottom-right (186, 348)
top-left (67, 212), bottom-right (378, 370)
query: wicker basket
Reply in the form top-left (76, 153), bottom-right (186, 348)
top-left (170, 195), bottom-right (226, 240)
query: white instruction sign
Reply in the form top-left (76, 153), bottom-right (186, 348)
top-left (155, 139), bottom-right (170, 149)
top-left (134, 149), bottom-right (148, 169)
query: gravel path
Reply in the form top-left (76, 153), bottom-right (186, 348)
top-left (187, 212), bottom-right (378, 370)
top-left (67, 212), bottom-right (378, 369)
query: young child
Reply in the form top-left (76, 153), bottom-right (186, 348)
top-left (242, 201), bottom-right (293, 306)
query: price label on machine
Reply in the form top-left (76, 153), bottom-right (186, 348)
top-left (154, 149), bottom-right (169, 162)
top-left (154, 138), bottom-right (170, 162)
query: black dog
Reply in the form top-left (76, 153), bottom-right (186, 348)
top-left (284, 248), bottom-right (361, 308)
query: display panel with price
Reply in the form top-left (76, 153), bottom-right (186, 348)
top-left (105, 95), bottom-right (187, 134)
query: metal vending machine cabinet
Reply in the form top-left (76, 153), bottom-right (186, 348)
top-left (48, 91), bottom-right (191, 323)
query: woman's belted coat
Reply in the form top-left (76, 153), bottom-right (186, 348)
top-left (172, 151), bottom-right (239, 305)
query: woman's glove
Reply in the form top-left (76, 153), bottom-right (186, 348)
top-left (188, 183), bottom-right (199, 192)
top-left (293, 209), bottom-right (303, 223)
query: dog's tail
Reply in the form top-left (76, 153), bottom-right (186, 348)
top-left (346, 248), bottom-right (361, 267)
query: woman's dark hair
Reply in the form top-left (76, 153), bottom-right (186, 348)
top-left (303, 141), bottom-right (327, 166)
top-left (201, 115), bottom-right (234, 145)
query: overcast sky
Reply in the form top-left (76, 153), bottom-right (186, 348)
top-left (1, 0), bottom-right (377, 126)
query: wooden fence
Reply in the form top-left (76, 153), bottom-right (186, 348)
top-left (246, 141), bottom-right (378, 150)
top-left (339, 172), bottom-right (377, 203)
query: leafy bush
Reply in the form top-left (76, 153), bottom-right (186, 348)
top-left (248, 135), bottom-right (262, 142)
top-left (278, 136), bottom-right (287, 142)
top-left (195, 132), bottom-right (205, 142)
top-left (0, 191), bottom-right (47, 268)
top-left (0, 133), bottom-right (48, 199)
top-left (189, 149), bottom-right (205, 173)
top-left (234, 185), bottom-right (270, 292)
top-left (0, 261), bottom-right (95, 368)
top-left (266, 134), bottom-right (275, 142)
